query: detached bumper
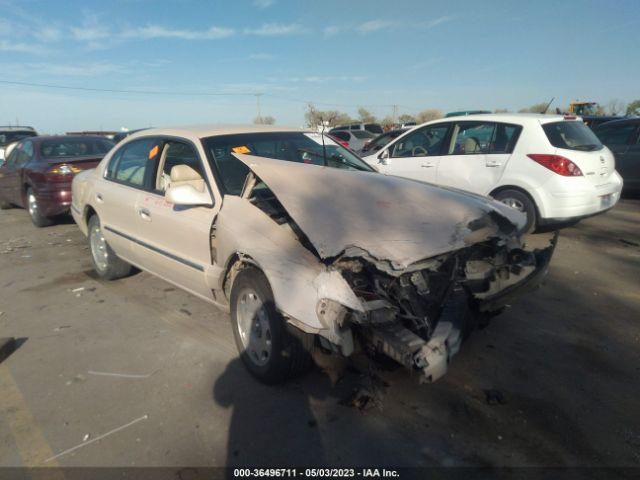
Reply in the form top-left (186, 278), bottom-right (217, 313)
top-left (477, 232), bottom-right (558, 313)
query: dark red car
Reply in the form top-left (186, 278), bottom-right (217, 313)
top-left (0, 135), bottom-right (114, 227)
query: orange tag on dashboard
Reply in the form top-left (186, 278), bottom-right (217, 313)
top-left (148, 145), bottom-right (159, 159)
top-left (232, 146), bottom-right (251, 154)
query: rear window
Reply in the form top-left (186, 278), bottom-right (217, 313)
top-left (542, 121), bottom-right (603, 151)
top-left (365, 124), bottom-right (384, 134)
top-left (352, 131), bottom-right (375, 139)
top-left (41, 138), bottom-right (115, 158)
top-left (0, 131), bottom-right (36, 147)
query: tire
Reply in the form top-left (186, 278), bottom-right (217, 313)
top-left (230, 267), bottom-right (313, 384)
top-left (493, 189), bottom-right (537, 234)
top-left (87, 214), bottom-right (132, 280)
top-left (0, 200), bottom-right (12, 210)
top-left (26, 188), bottom-right (54, 227)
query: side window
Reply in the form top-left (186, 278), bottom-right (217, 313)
top-left (13, 141), bottom-right (34, 166)
top-left (4, 143), bottom-right (22, 167)
top-left (107, 138), bottom-right (161, 189)
top-left (489, 123), bottom-right (522, 154)
top-left (596, 124), bottom-right (637, 146)
top-left (156, 141), bottom-right (204, 193)
top-left (448, 122), bottom-right (496, 155)
top-left (392, 124), bottom-right (450, 158)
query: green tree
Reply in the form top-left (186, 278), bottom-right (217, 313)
top-left (626, 99), bottom-right (640, 116)
top-left (518, 103), bottom-right (549, 114)
top-left (416, 109), bottom-right (443, 123)
top-left (304, 104), bottom-right (352, 129)
top-left (398, 114), bottom-right (416, 124)
top-left (357, 107), bottom-right (377, 123)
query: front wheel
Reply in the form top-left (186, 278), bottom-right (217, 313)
top-left (230, 267), bottom-right (313, 384)
top-left (493, 189), bottom-right (537, 234)
top-left (88, 215), bottom-right (132, 280)
top-left (26, 188), bottom-right (54, 227)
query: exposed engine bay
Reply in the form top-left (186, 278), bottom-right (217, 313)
top-left (215, 154), bottom-right (557, 383)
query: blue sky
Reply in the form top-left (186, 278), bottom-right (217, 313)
top-left (1, 0), bottom-right (639, 133)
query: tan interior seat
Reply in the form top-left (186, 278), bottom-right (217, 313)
top-left (463, 137), bottom-right (480, 153)
top-left (169, 165), bottom-right (205, 193)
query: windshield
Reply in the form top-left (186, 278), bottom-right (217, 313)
top-left (41, 138), bottom-right (115, 158)
top-left (0, 131), bottom-right (36, 147)
top-left (203, 131), bottom-right (375, 195)
top-left (542, 121), bottom-right (603, 151)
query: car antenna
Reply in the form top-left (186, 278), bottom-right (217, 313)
top-left (542, 97), bottom-right (555, 114)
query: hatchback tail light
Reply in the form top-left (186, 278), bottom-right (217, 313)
top-left (527, 154), bottom-right (583, 176)
top-left (338, 140), bottom-right (349, 148)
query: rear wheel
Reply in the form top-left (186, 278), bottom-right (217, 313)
top-left (88, 215), bottom-right (132, 280)
top-left (493, 189), bottom-right (537, 234)
top-left (26, 188), bottom-right (54, 227)
top-left (230, 267), bottom-right (313, 384)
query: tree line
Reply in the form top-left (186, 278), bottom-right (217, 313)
top-left (255, 99), bottom-right (640, 127)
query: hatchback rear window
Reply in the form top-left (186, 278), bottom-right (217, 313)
top-left (542, 121), bottom-right (603, 151)
top-left (352, 131), bottom-right (375, 139)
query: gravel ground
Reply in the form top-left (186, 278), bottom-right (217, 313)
top-left (0, 200), bottom-right (639, 471)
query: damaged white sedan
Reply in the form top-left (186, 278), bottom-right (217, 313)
top-left (71, 126), bottom-right (556, 384)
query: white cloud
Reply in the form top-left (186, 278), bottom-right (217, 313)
top-left (0, 40), bottom-right (49, 54)
top-left (356, 20), bottom-right (398, 34)
top-left (425, 15), bottom-right (454, 28)
top-left (34, 27), bottom-right (62, 42)
top-left (29, 62), bottom-right (127, 77)
top-left (323, 25), bottom-right (340, 37)
top-left (244, 23), bottom-right (303, 36)
top-left (122, 24), bottom-right (235, 40)
top-left (253, 0), bottom-right (275, 8)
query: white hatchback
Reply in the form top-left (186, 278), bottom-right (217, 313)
top-left (361, 114), bottom-right (623, 232)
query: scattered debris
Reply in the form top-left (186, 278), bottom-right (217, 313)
top-left (88, 370), bottom-right (155, 379)
top-left (484, 389), bottom-right (508, 405)
top-left (179, 308), bottom-right (192, 316)
top-left (54, 325), bottom-right (71, 332)
top-left (45, 414), bottom-right (149, 462)
top-left (71, 287), bottom-right (85, 293)
top-left (83, 434), bottom-right (90, 442)
top-left (619, 238), bottom-right (640, 247)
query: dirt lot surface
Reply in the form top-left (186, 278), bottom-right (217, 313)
top-left (1, 200), bottom-right (639, 470)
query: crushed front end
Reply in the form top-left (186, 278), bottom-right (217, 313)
top-left (318, 234), bottom-right (557, 382)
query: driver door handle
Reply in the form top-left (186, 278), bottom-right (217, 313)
top-left (138, 208), bottom-right (151, 221)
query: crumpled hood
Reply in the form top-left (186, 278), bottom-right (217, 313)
top-left (234, 154), bottom-right (526, 270)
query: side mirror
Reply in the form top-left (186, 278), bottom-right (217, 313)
top-left (378, 149), bottom-right (390, 165)
top-left (166, 184), bottom-right (213, 207)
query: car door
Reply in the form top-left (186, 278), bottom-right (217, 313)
top-left (134, 137), bottom-right (218, 301)
top-left (436, 121), bottom-right (515, 195)
top-left (623, 126), bottom-right (640, 191)
top-left (96, 137), bottom-right (163, 266)
top-left (596, 122), bottom-right (639, 190)
top-left (0, 141), bottom-right (23, 204)
top-left (1, 141), bottom-right (33, 206)
top-left (378, 123), bottom-right (451, 183)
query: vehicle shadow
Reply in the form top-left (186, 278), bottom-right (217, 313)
top-left (212, 355), bottom-right (332, 469)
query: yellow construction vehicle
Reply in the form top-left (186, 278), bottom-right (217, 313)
top-left (568, 101), bottom-right (599, 116)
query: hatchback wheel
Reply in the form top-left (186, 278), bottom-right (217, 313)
top-left (88, 215), bottom-right (132, 280)
top-left (26, 188), bottom-right (54, 227)
top-left (230, 267), bottom-right (313, 384)
top-left (493, 189), bottom-right (537, 234)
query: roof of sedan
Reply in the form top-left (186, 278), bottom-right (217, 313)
top-left (27, 135), bottom-right (113, 143)
top-left (130, 124), bottom-right (308, 139)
